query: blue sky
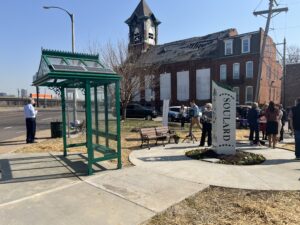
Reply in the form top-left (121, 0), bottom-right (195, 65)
top-left (0, 0), bottom-right (299, 95)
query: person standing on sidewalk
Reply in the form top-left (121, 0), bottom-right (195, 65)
top-left (279, 104), bottom-right (287, 142)
top-left (289, 98), bottom-right (300, 160)
top-left (179, 105), bottom-right (187, 130)
top-left (187, 100), bottom-right (202, 137)
top-left (247, 102), bottom-right (260, 145)
top-left (265, 101), bottom-right (280, 149)
top-left (200, 103), bottom-right (212, 147)
top-left (24, 98), bottom-right (38, 144)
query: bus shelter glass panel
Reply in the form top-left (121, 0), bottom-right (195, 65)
top-left (65, 88), bottom-right (86, 147)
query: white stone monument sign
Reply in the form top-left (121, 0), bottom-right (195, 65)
top-left (162, 99), bottom-right (169, 126)
top-left (212, 81), bottom-right (236, 155)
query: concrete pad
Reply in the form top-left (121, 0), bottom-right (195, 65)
top-left (0, 182), bottom-right (155, 225)
top-left (86, 167), bottom-right (208, 212)
top-left (130, 145), bottom-right (300, 190)
top-left (0, 153), bottom-right (79, 205)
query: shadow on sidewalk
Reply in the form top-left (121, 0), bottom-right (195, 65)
top-left (0, 153), bottom-right (108, 184)
top-left (0, 137), bottom-right (52, 146)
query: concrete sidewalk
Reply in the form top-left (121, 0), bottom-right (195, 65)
top-left (130, 142), bottom-right (300, 190)
top-left (1, 136), bottom-right (299, 224)
top-left (0, 129), bottom-right (51, 154)
top-left (0, 152), bottom-right (208, 225)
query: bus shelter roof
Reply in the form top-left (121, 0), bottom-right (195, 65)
top-left (33, 49), bottom-right (120, 88)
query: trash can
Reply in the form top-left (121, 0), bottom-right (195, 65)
top-left (50, 122), bottom-right (62, 138)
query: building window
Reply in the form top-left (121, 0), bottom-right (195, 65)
top-left (177, 71), bottom-right (189, 101)
top-left (220, 64), bottom-right (227, 81)
top-left (245, 86), bottom-right (253, 104)
top-left (233, 63), bottom-right (240, 79)
top-left (233, 87), bottom-right (240, 104)
top-left (134, 27), bottom-right (141, 44)
top-left (246, 61), bottom-right (253, 78)
top-left (242, 37), bottom-right (250, 53)
top-left (160, 73), bottom-right (171, 100)
top-left (224, 39), bottom-right (233, 55)
top-left (196, 68), bottom-right (211, 100)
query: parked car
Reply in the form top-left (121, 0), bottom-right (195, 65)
top-left (122, 103), bottom-right (157, 120)
top-left (168, 106), bottom-right (203, 122)
top-left (168, 106), bottom-right (183, 122)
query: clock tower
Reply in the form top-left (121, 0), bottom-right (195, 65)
top-left (125, 0), bottom-right (161, 55)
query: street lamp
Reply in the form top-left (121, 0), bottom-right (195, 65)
top-left (43, 6), bottom-right (75, 52)
top-left (43, 6), bottom-right (77, 123)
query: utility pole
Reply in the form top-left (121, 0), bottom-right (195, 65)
top-left (283, 37), bottom-right (286, 107)
top-left (253, 0), bottom-right (288, 103)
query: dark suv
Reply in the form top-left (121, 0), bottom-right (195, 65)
top-left (123, 103), bottom-right (157, 120)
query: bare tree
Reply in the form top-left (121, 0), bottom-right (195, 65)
top-left (287, 45), bottom-right (300, 64)
top-left (88, 40), bottom-right (158, 120)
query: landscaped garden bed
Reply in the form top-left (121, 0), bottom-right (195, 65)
top-left (186, 148), bottom-right (266, 165)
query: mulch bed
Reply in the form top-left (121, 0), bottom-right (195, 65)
top-left (186, 149), bottom-right (266, 165)
top-left (145, 186), bottom-right (300, 225)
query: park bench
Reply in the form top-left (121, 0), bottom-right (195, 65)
top-left (140, 127), bottom-right (167, 149)
top-left (140, 126), bottom-right (177, 149)
top-left (155, 126), bottom-right (177, 144)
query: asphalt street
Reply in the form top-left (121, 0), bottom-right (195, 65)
top-left (0, 109), bottom-right (61, 142)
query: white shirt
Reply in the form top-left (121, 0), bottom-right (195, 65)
top-left (24, 104), bottom-right (37, 118)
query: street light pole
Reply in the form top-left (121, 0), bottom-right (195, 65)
top-left (43, 6), bottom-right (77, 123)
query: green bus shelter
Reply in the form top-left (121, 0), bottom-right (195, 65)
top-left (33, 49), bottom-right (122, 175)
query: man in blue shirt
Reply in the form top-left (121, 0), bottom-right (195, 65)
top-left (24, 98), bottom-right (38, 143)
top-left (188, 100), bottom-right (202, 137)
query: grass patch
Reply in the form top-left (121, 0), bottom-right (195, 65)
top-left (16, 120), bottom-right (254, 167)
top-left (186, 149), bottom-right (266, 165)
top-left (145, 186), bottom-right (300, 225)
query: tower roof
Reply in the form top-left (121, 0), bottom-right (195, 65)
top-left (125, 0), bottom-right (161, 25)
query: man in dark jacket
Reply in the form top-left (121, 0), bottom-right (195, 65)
top-left (247, 102), bottom-right (260, 145)
top-left (289, 98), bottom-right (300, 160)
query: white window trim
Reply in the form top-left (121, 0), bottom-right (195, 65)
top-left (224, 39), bottom-right (233, 55)
top-left (246, 61), bottom-right (253, 79)
top-left (245, 86), bottom-right (254, 104)
top-left (233, 87), bottom-right (240, 104)
top-left (220, 64), bottom-right (227, 81)
top-left (241, 36), bottom-right (251, 53)
top-left (233, 63), bottom-right (240, 80)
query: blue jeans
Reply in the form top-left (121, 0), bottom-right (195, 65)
top-left (295, 130), bottom-right (300, 158)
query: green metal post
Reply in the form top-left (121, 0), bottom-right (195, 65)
top-left (85, 81), bottom-right (94, 175)
top-left (104, 84), bottom-right (109, 147)
top-left (61, 87), bottom-right (68, 157)
top-left (115, 81), bottom-right (122, 169)
top-left (94, 86), bottom-right (99, 144)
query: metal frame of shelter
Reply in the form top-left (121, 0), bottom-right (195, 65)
top-left (33, 49), bottom-right (122, 175)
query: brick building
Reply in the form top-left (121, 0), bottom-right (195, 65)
top-left (127, 0), bottom-right (282, 108)
top-left (285, 63), bottom-right (300, 107)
